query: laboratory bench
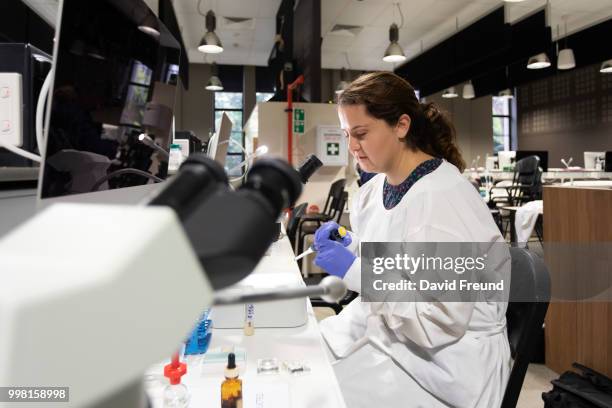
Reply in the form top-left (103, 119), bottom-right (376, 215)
top-left (0, 185), bottom-right (347, 407)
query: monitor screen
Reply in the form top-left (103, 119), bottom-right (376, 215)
top-left (39, 0), bottom-right (181, 199)
top-left (516, 150), bottom-right (548, 172)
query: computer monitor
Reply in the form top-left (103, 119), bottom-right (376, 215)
top-left (584, 151), bottom-right (605, 170)
top-left (516, 150), bottom-right (548, 171)
top-left (38, 0), bottom-right (181, 200)
top-left (206, 112), bottom-right (232, 167)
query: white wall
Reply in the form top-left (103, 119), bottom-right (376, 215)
top-left (428, 84), bottom-right (494, 168)
top-left (244, 102), bottom-right (357, 210)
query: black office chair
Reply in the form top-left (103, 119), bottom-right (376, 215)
top-left (501, 247), bottom-right (551, 408)
top-left (490, 156), bottom-right (542, 238)
top-left (296, 179), bottom-right (347, 269)
top-left (286, 202), bottom-right (308, 252)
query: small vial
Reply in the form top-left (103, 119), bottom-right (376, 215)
top-left (244, 304), bottom-right (255, 336)
top-left (221, 353), bottom-right (243, 408)
top-left (163, 383), bottom-right (189, 408)
top-left (163, 353), bottom-right (189, 408)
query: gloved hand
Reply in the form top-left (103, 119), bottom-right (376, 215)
top-left (314, 221), bottom-right (352, 251)
top-left (314, 240), bottom-right (356, 279)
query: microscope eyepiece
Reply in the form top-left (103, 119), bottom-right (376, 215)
top-left (297, 154), bottom-right (323, 184)
top-left (242, 158), bottom-right (303, 214)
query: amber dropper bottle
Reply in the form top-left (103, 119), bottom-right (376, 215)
top-left (221, 353), bottom-right (242, 408)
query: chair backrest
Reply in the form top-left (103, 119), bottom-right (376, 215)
top-left (510, 156), bottom-right (541, 205)
top-left (286, 202), bottom-right (308, 250)
top-left (330, 191), bottom-right (348, 223)
top-left (322, 179), bottom-right (346, 215)
top-left (501, 247), bottom-right (551, 408)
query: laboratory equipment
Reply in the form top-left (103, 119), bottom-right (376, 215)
top-left (297, 154), bottom-right (324, 183)
top-left (584, 151), bottom-right (605, 170)
top-left (163, 352), bottom-right (189, 408)
top-left (0, 200), bottom-right (347, 407)
top-left (244, 303), bottom-right (255, 336)
top-left (221, 353), bottom-right (243, 408)
top-left (206, 112), bottom-right (232, 166)
top-left (0, 43), bottom-right (51, 169)
top-left (168, 144), bottom-right (184, 174)
top-left (184, 309), bottom-right (212, 356)
top-left (294, 225), bottom-right (348, 261)
top-left (283, 360), bottom-right (311, 376)
top-left (39, 0), bottom-right (181, 199)
top-left (497, 150), bottom-right (516, 171)
top-left (150, 154), bottom-right (303, 290)
top-left (257, 358), bottom-right (280, 375)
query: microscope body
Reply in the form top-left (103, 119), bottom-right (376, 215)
top-left (0, 203), bottom-right (212, 408)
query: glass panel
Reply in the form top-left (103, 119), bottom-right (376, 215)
top-left (492, 96), bottom-right (509, 116)
top-left (492, 117), bottom-right (510, 153)
top-left (256, 92), bottom-right (274, 104)
top-left (215, 111), bottom-right (242, 132)
top-left (225, 154), bottom-right (244, 177)
top-left (228, 132), bottom-right (244, 153)
top-left (215, 92), bottom-right (243, 109)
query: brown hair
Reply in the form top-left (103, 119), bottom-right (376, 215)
top-left (337, 72), bottom-right (466, 172)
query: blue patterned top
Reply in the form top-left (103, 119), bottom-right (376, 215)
top-left (383, 158), bottom-right (443, 210)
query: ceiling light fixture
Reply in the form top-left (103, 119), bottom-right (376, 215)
top-left (336, 54), bottom-right (352, 95)
top-left (206, 62), bottom-right (223, 91)
top-left (442, 87), bottom-right (458, 98)
top-left (557, 17), bottom-right (575, 70)
top-left (527, 52), bottom-right (551, 69)
top-left (197, 0), bottom-right (223, 54)
top-left (601, 59), bottom-right (612, 73)
top-left (498, 88), bottom-right (514, 99)
top-left (462, 81), bottom-right (475, 99)
top-left (138, 11), bottom-right (161, 39)
top-left (383, 3), bottom-right (406, 63)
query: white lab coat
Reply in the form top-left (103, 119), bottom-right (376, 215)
top-left (320, 161), bottom-right (512, 408)
top-left (515, 200), bottom-right (543, 247)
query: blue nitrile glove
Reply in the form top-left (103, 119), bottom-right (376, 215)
top-left (314, 240), bottom-right (356, 278)
top-left (314, 221), bottom-right (352, 251)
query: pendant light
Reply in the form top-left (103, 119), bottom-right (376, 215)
top-left (498, 66), bottom-right (513, 98)
top-left (335, 68), bottom-right (350, 95)
top-left (197, 0), bottom-right (223, 54)
top-left (442, 87), bottom-right (458, 98)
top-left (206, 62), bottom-right (223, 91)
top-left (557, 17), bottom-right (575, 70)
top-left (335, 53), bottom-right (352, 94)
top-left (383, 3), bottom-right (406, 63)
top-left (527, 53), bottom-right (551, 69)
top-left (498, 89), bottom-right (514, 99)
top-left (462, 81), bottom-right (475, 99)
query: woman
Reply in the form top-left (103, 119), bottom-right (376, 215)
top-left (314, 72), bottom-right (511, 408)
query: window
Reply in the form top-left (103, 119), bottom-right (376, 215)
top-left (492, 96), bottom-right (511, 152)
top-left (256, 92), bottom-right (274, 104)
top-left (214, 92), bottom-right (243, 176)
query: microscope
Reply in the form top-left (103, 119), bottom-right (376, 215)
top-left (0, 154), bottom-right (341, 407)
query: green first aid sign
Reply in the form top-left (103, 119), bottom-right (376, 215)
top-left (327, 142), bottom-right (340, 156)
top-left (294, 108), bottom-right (305, 133)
